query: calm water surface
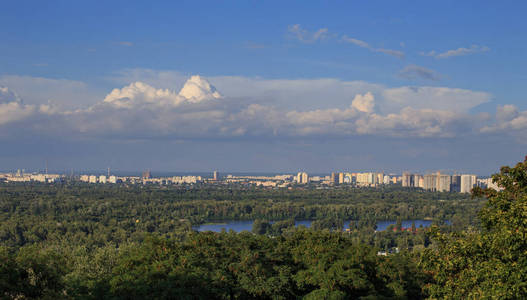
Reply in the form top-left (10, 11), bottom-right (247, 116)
top-left (194, 219), bottom-right (434, 232)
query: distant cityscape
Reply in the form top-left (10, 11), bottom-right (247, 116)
top-left (0, 168), bottom-right (501, 193)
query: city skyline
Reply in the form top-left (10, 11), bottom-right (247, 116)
top-left (2, 168), bottom-right (491, 194)
top-left (0, 165), bottom-right (499, 177)
top-left (0, 167), bottom-right (490, 178)
top-left (1, 1), bottom-right (526, 173)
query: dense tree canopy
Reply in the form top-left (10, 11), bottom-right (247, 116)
top-left (2, 156), bottom-right (526, 298)
top-left (421, 156), bottom-right (527, 298)
top-left (1, 230), bottom-right (429, 299)
top-left (0, 183), bottom-right (479, 249)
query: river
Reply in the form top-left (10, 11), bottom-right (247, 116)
top-left (193, 219), bottom-right (435, 232)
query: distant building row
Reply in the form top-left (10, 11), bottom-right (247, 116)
top-left (79, 175), bottom-right (120, 184)
top-left (295, 171), bottom-right (396, 187)
top-left (0, 169), bottom-right (501, 193)
top-left (330, 172), bottom-right (396, 186)
top-left (79, 174), bottom-right (203, 185)
top-left (402, 172), bottom-right (501, 193)
top-left (0, 170), bottom-right (63, 183)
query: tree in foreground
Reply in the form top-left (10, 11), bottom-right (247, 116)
top-left (421, 156), bottom-right (527, 299)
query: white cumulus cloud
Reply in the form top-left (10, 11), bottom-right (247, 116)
top-left (0, 72), bottom-right (523, 142)
top-left (102, 75), bottom-right (222, 109)
top-left (178, 75), bottom-right (222, 102)
top-left (481, 105), bottom-right (527, 139)
top-left (351, 92), bottom-right (375, 113)
top-left (103, 82), bottom-right (179, 108)
top-left (0, 75), bottom-right (99, 109)
top-left (381, 86), bottom-right (491, 113)
top-left (355, 107), bottom-right (468, 138)
top-left (0, 87), bottom-right (36, 126)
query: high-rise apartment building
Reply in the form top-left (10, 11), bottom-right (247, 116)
top-left (451, 175), bottom-right (461, 192)
top-left (477, 177), bottom-right (502, 191)
top-left (377, 173), bottom-right (384, 185)
top-left (415, 175), bottom-right (424, 188)
top-left (369, 172), bottom-right (376, 185)
top-left (338, 172), bottom-right (345, 184)
top-left (422, 172), bottom-right (452, 192)
top-left (356, 172), bottom-right (376, 186)
top-left (301, 172), bottom-right (309, 184)
top-left (296, 172), bottom-right (309, 184)
top-left (88, 175), bottom-right (98, 184)
top-left (437, 173), bottom-right (452, 192)
top-left (330, 172), bottom-right (338, 185)
top-left (356, 173), bottom-right (367, 185)
top-left (460, 174), bottom-right (477, 193)
top-left (344, 173), bottom-right (353, 184)
top-left (423, 174), bottom-right (437, 191)
top-left (402, 172), bottom-right (413, 187)
top-left (213, 171), bottom-right (219, 181)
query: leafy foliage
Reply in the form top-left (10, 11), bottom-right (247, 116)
top-left (6, 163), bottom-right (524, 298)
top-left (422, 156), bottom-right (527, 299)
top-left (0, 183), bottom-right (479, 250)
top-left (1, 231), bottom-right (427, 299)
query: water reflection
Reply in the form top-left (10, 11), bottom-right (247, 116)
top-left (194, 219), bottom-right (436, 232)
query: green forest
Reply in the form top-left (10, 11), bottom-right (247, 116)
top-left (1, 157), bottom-right (527, 299)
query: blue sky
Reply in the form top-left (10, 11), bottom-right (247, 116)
top-left (0, 1), bottom-right (526, 174)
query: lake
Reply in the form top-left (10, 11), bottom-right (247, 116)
top-left (193, 219), bottom-right (435, 232)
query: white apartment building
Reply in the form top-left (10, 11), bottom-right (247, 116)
top-left (296, 172), bottom-right (309, 184)
top-left (109, 175), bottom-right (118, 184)
top-left (88, 175), bottom-right (98, 183)
top-left (460, 174), bottom-right (477, 193)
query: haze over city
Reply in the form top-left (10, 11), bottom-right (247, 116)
top-left (1, 1), bottom-right (526, 173)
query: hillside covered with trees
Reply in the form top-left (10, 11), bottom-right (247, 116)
top-left (1, 157), bottom-right (526, 298)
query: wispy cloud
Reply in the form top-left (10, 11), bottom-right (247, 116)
top-left (341, 35), bottom-right (405, 59)
top-left (342, 36), bottom-right (369, 48)
top-left (288, 24), bottom-right (330, 43)
top-left (118, 41), bottom-right (134, 47)
top-left (287, 25), bottom-right (404, 58)
top-left (398, 65), bottom-right (442, 81)
top-left (420, 45), bottom-right (489, 59)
